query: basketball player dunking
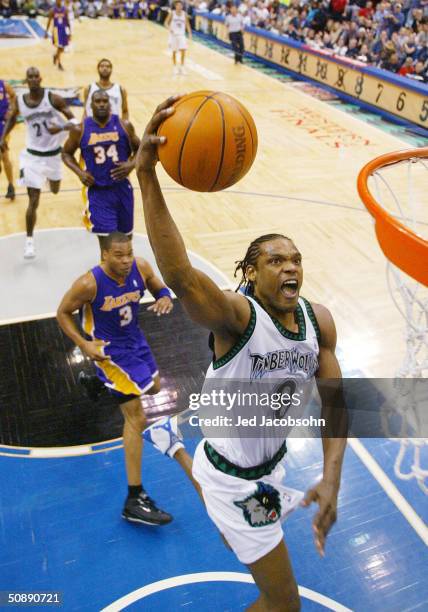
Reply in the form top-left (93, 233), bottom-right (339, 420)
top-left (0, 78), bottom-right (16, 201)
top-left (0, 67), bottom-right (76, 259)
top-left (57, 231), bottom-right (175, 525)
top-left (165, 1), bottom-right (192, 75)
top-left (62, 90), bottom-right (139, 250)
top-left (135, 97), bottom-right (348, 611)
top-left (83, 59), bottom-right (129, 120)
top-left (45, 0), bottom-right (71, 71)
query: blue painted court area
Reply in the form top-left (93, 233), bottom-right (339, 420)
top-left (1, 437), bottom-right (427, 611)
top-left (0, 19), bottom-right (45, 39)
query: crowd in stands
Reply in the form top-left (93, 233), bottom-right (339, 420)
top-left (204, 0), bottom-right (428, 81)
top-left (0, 0), bottom-right (163, 20)
top-left (1, 0), bottom-right (427, 81)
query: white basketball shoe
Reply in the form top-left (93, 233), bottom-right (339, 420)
top-left (144, 416), bottom-right (184, 458)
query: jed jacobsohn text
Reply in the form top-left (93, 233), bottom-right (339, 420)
top-left (188, 390), bottom-right (302, 411)
top-left (188, 414), bottom-right (326, 428)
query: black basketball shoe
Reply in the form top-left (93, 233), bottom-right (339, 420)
top-left (122, 492), bottom-right (173, 526)
top-left (78, 371), bottom-right (105, 402)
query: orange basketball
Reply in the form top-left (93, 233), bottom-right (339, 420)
top-left (157, 91), bottom-right (258, 192)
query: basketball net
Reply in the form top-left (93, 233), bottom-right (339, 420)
top-left (358, 149), bottom-right (428, 494)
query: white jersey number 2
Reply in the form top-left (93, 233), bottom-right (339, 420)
top-left (32, 121), bottom-right (50, 137)
top-left (119, 305), bottom-right (133, 327)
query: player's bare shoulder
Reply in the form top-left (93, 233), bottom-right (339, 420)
top-left (73, 270), bottom-right (97, 302)
top-left (135, 257), bottom-right (152, 279)
top-left (222, 289), bottom-right (252, 329)
top-left (48, 91), bottom-right (66, 110)
top-left (310, 302), bottom-right (337, 349)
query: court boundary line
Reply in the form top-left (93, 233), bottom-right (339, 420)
top-left (1, 184), bottom-right (363, 211)
top-left (5, 188), bottom-right (426, 227)
top-left (348, 438), bottom-right (428, 546)
top-left (22, 18), bottom-right (40, 40)
top-left (0, 228), bottom-right (231, 326)
top-left (101, 571), bottom-right (353, 612)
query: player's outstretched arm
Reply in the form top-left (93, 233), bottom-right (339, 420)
top-left (82, 85), bottom-right (90, 117)
top-left (0, 98), bottom-right (18, 149)
top-left (5, 83), bottom-right (16, 110)
top-left (62, 125), bottom-right (95, 186)
top-left (45, 9), bottom-right (53, 36)
top-left (135, 258), bottom-right (173, 316)
top-left (48, 93), bottom-right (76, 132)
top-left (301, 303), bottom-right (347, 557)
top-left (120, 87), bottom-right (129, 121)
top-left (46, 94), bottom-right (76, 135)
top-left (135, 97), bottom-right (250, 338)
top-left (57, 273), bottom-right (109, 361)
top-left (185, 14), bottom-right (192, 38)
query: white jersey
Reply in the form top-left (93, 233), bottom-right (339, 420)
top-left (66, 2), bottom-right (74, 28)
top-left (169, 10), bottom-right (186, 36)
top-left (85, 82), bottom-right (122, 117)
top-left (18, 89), bottom-right (65, 153)
top-left (201, 295), bottom-right (320, 467)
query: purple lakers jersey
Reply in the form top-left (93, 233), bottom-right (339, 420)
top-left (81, 260), bottom-right (146, 349)
top-left (53, 5), bottom-right (67, 28)
top-left (0, 81), bottom-right (9, 122)
top-left (81, 114), bottom-right (132, 187)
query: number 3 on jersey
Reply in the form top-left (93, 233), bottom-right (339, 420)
top-left (94, 144), bottom-right (119, 165)
top-left (119, 305), bottom-right (132, 327)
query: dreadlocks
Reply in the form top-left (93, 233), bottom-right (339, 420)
top-left (234, 234), bottom-right (291, 296)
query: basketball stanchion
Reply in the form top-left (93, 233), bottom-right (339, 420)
top-left (358, 147), bottom-right (428, 494)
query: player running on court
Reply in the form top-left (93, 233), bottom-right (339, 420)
top-left (46, 0), bottom-right (71, 71)
top-left (62, 90), bottom-right (139, 250)
top-left (0, 78), bottom-right (16, 200)
top-left (0, 67), bottom-right (76, 259)
top-left (83, 59), bottom-right (129, 120)
top-left (57, 231), bottom-right (174, 525)
top-left (135, 97), bottom-right (347, 611)
top-left (165, 1), bottom-right (192, 75)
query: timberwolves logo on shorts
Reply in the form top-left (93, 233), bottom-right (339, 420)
top-left (234, 482), bottom-right (281, 527)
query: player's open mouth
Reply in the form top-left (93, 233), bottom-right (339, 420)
top-left (281, 279), bottom-right (298, 298)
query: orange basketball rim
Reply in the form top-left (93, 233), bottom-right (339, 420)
top-left (357, 147), bottom-right (428, 287)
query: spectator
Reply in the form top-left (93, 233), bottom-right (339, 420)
top-left (124, 0), bottom-right (133, 17)
top-left (346, 35), bottom-right (360, 57)
top-left (408, 59), bottom-right (428, 80)
top-left (359, 0), bottom-right (374, 20)
top-left (398, 55), bottom-right (415, 73)
top-left (329, 0), bottom-right (347, 22)
top-left (22, 0), bottom-right (38, 16)
top-left (357, 42), bottom-right (373, 62)
top-left (0, 0), bottom-right (13, 17)
top-left (381, 50), bottom-right (401, 70)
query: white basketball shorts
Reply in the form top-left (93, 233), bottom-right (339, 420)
top-left (192, 440), bottom-right (304, 565)
top-left (19, 150), bottom-right (62, 190)
top-left (169, 34), bottom-right (187, 52)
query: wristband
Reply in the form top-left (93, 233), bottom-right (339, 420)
top-left (154, 288), bottom-right (172, 300)
top-left (62, 118), bottom-right (79, 132)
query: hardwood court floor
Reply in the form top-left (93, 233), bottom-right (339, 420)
top-left (0, 17), bottom-right (420, 377)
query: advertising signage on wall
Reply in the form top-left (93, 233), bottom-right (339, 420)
top-left (196, 13), bottom-right (428, 130)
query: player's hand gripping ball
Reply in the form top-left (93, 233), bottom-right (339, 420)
top-left (157, 91), bottom-right (258, 192)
